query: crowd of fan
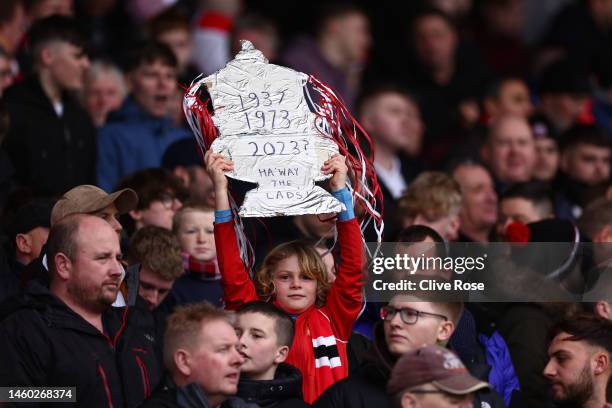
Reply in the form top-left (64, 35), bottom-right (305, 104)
top-left (0, 0), bottom-right (612, 407)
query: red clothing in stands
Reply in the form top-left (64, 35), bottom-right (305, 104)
top-left (214, 218), bottom-right (363, 403)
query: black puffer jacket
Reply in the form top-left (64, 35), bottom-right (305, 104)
top-left (0, 282), bottom-right (162, 407)
top-left (237, 363), bottom-right (310, 408)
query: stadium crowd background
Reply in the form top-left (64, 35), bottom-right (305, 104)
top-left (0, 0), bottom-right (611, 407)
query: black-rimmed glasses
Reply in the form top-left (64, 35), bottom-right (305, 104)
top-left (380, 306), bottom-right (448, 325)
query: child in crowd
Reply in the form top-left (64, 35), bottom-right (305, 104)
top-left (167, 203), bottom-right (223, 307)
top-left (206, 150), bottom-right (363, 403)
top-left (235, 301), bottom-right (310, 408)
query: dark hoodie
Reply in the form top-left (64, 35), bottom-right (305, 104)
top-left (0, 281), bottom-right (162, 407)
top-left (3, 76), bottom-right (97, 195)
top-left (237, 363), bottom-right (310, 408)
top-left (313, 322), bottom-right (506, 408)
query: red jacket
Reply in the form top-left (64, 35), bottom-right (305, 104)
top-left (214, 218), bottom-right (363, 403)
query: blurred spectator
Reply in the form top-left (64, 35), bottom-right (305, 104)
top-left (470, 0), bottom-right (530, 76)
top-left (235, 301), bottom-right (309, 407)
top-left (541, 0), bottom-right (612, 73)
top-left (282, 3), bottom-right (371, 112)
top-left (496, 181), bottom-right (554, 239)
top-left (538, 59), bottom-right (592, 134)
top-left (314, 296), bottom-right (504, 407)
top-left (555, 124), bottom-right (611, 220)
top-left (358, 84), bottom-right (423, 239)
top-left (26, 0), bottom-right (73, 21)
top-left (578, 198), bottom-right (612, 271)
top-left (147, 7), bottom-right (198, 85)
top-left (0, 0), bottom-right (25, 58)
top-left (530, 113), bottom-right (560, 182)
top-left (3, 15), bottom-right (96, 196)
top-left (428, 0), bottom-right (473, 23)
top-left (1, 198), bottom-right (52, 300)
top-left (0, 98), bottom-right (14, 213)
top-left (126, 0), bottom-right (177, 23)
top-left (452, 161), bottom-right (498, 242)
top-left (147, 9), bottom-right (197, 127)
top-left (127, 225), bottom-right (183, 310)
top-left (0, 214), bottom-right (163, 407)
top-left (593, 55), bottom-right (612, 137)
top-left (404, 7), bottom-right (491, 165)
top-left (116, 168), bottom-right (185, 235)
top-left (231, 13), bottom-right (279, 62)
top-left (81, 60), bottom-right (127, 127)
top-left (386, 345), bottom-right (490, 408)
top-left (96, 41), bottom-right (190, 192)
top-left (482, 77), bottom-right (533, 122)
top-left (397, 171), bottom-right (462, 241)
top-left (190, 0), bottom-right (242, 76)
top-left (74, 0), bottom-right (136, 62)
top-left (522, 0), bottom-right (572, 46)
top-left (544, 314), bottom-right (612, 408)
top-left (560, 125), bottom-right (611, 187)
top-left (579, 198), bottom-right (612, 245)
top-left (166, 204), bottom-right (223, 308)
top-left (161, 138), bottom-right (213, 206)
top-left (481, 114), bottom-right (536, 187)
top-left (0, 46), bottom-right (15, 96)
top-left (393, 225), bottom-right (452, 279)
top-left (141, 302), bottom-right (245, 407)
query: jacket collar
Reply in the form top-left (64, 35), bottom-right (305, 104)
top-left (360, 321), bottom-right (397, 385)
top-left (21, 280), bottom-right (124, 339)
top-left (237, 363), bottom-right (303, 406)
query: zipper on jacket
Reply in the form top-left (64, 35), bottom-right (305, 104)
top-left (97, 362), bottom-right (114, 408)
top-left (134, 354), bottom-right (151, 399)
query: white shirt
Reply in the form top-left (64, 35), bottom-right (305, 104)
top-left (375, 157), bottom-right (407, 199)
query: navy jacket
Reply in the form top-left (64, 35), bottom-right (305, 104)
top-left (97, 97), bottom-right (189, 191)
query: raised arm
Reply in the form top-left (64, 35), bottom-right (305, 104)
top-left (322, 155), bottom-right (364, 340)
top-left (206, 150), bottom-right (258, 309)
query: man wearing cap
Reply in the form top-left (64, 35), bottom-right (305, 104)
top-left (22, 184), bottom-right (138, 295)
top-left (1, 199), bottom-right (53, 301)
top-left (0, 214), bottom-right (163, 407)
top-left (387, 345), bottom-right (490, 408)
top-left (51, 184), bottom-right (138, 235)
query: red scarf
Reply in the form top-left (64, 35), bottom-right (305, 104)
top-left (182, 253), bottom-right (219, 279)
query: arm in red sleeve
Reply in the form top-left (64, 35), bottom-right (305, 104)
top-left (324, 218), bottom-right (364, 340)
top-left (214, 220), bottom-right (259, 310)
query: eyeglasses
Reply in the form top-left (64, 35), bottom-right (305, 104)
top-left (380, 306), bottom-right (447, 325)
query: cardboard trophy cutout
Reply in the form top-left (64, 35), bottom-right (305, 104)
top-left (189, 40), bottom-right (345, 217)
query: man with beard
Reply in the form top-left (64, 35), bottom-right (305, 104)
top-left (544, 314), bottom-right (612, 408)
top-left (0, 215), bottom-right (162, 407)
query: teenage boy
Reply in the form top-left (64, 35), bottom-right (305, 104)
top-left (235, 301), bottom-right (310, 407)
top-left (3, 15), bottom-right (95, 195)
